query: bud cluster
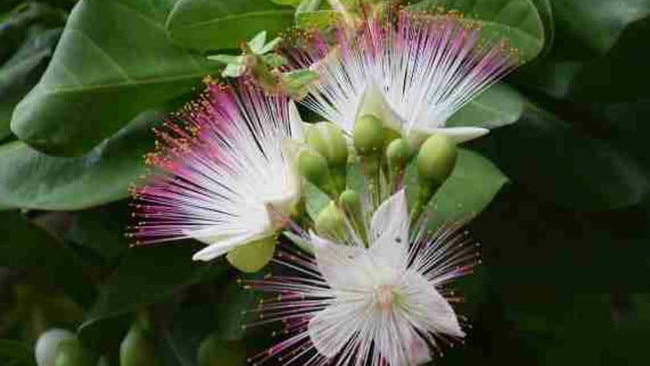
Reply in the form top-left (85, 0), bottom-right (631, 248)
top-left (300, 111), bottom-right (459, 243)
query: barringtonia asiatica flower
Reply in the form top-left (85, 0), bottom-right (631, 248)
top-left (131, 82), bottom-right (304, 264)
top-left (288, 10), bottom-right (519, 143)
top-left (244, 190), bottom-right (479, 365)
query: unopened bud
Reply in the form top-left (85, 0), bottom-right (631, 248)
top-left (314, 201), bottom-right (346, 241)
top-left (386, 138), bottom-right (412, 171)
top-left (120, 324), bottom-right (160, 366)
top-left (416, 134), bottom-right (458, 186)
top-left (353, 115), bottom-right (385, 156)
top-left (36, 329), bottom-right (76, 366)
top-left (226, 236), bottom-right (276, 273)
top-left (54, 339), bottom-right (94, 366)
top-left (305, 123), bottom-right (348, 168)
top-left (299, 149), bottom-right (338, 197)
top-left (198, 333), bottom-right (246, 366)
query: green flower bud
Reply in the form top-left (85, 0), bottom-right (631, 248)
top-left (416, 134), bottom-right (458, 186)
top-left (353, 115), bottom-right (385, 156)
top-left (54, 339), bottom-right (94, 366)
top-left (197, 333), bottom-right (246, 366)
top-left (95, 356), bottom-right (109, 366)
top-left (120, 324), bottom-right (160, 366)
top-left (35, 329), bottom-right (76, 366)
top-left (305, 123), bottom-right (348, 168)
top-left (299, 149), bottom-right (338, 197)
top-left (314, 201), bottom-right (346, 241)
top-left (386, 138), bottom-right (412, 170)
top-left (306, 122), bottom-right (349, 192)
top-left (226, 236), bottom-right (276, 273)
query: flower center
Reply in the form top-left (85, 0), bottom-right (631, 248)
top-left (376, 284), bottom-right (396, 312)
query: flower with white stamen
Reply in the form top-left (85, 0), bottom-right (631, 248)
top-left (244, 190), bottom-right (479, 366)
top-left (288, 10), bottom-right (518, 144)
top-left (131, 81), bottom-right (304, 265)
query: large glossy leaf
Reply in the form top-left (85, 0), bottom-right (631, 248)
top-left (0, 211), bottom-right (94, 307)
top-left (568, 17), bottom-right (650, 102)
top-left (410, 0), bottom-right (546, 61)
top-left (417, 149), bottom-right (510, 231)
top-left (447, 83), bottom-right (524, 129)
top-left (0, 109), bottom-right (162, 210)
top-left (10, 0), bottom-right (219, 156)
top-left (0, 27), bottom-right (61, 140)
top-left (79, 243), bottom-right (227, 342)
top-left (551, 0), bottom-right (650, 55)
top-left (474, 103), bottom-right (649, 210)
top-left (166, 0), bottom-right (294, 51)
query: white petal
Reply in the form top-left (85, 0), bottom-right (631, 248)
top-left (310, 232), bottom-right (365, 289)
top-left (355, 82), bottom-right (404, 132)
top-left (368, 190), bottom-right (409, 269)
top-left (403, 271), bottom-right (465, 338)
top-left (425, 126), bottom-right (489, 143)
top-left (192, 232), bottom-right (264, 262)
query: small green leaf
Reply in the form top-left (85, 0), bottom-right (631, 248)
top-left (207, 55), bottom-right (244, 65)
top-left (296, 10), bottom-right (343, 30)
top-left (247, 30), bottom-right (267, 53)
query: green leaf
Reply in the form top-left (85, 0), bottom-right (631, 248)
top-left (416, 149), bottom-right (509, 231)
top-left (474, 103), bottom-right (650, 210)
top-left (10, 0), bottom-right (219, 156)
top-left (552, 0), bottom-right (650, 55)
top-left (0, 109), bottom-right (162, 210)
top-left (410, 0), bottom-right (546, 62)
top-left (79, 244), bottom-right (227, 342)
top-left (0, 27), bottom-right (61, 140)
top-left (0, 211), bottom-right (94, 307)
top-left (270, 0), bottom-right (303, 6)
top-left (447, 83), bottom-right (524, 129)
top-left (66, 201), bottom-right (132, 260)
top-left (166, 0), bottom-right (294, 52)
top-left (0, 339), bottom-right (36, 366)
top-left (568, 16), bottom-right (650, 102)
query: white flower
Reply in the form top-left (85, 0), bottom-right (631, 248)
top-left (131, 82), bottom-right (305, 262)
top-left (245, 190), bottom-right (479, 365)
top-left (290, 11), bottom-right (517, 143)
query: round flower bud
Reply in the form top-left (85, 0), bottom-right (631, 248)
top-left (197, 333), bottom-right (246, 366)
top-left (353, 115), bottom-right (385, 156)
top-left (35, 329), bottom-right (76, 366)
top-left (416, 134), bottom-right (458, 186)
top-left (120, 325), bottom-right (160, 366)
top-left (54, 339), bottom-right (94, 366)
top-left (298, 149), bottom-right (337, 197)
top-left (386, 138), bottom-right (412, 170)
top-left (314, 201), bottom-right (346, 241)
top-left (226, 236), bottom-right (276, 273)
top-left (305, 122), bottom-right (349, 168)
